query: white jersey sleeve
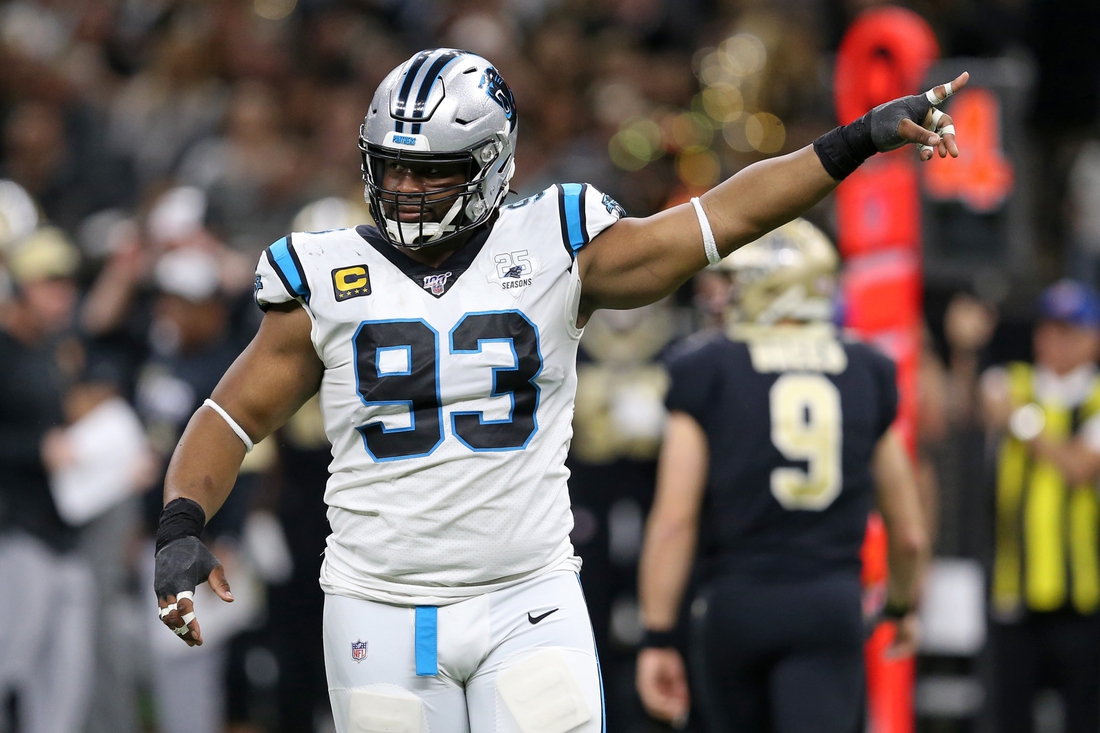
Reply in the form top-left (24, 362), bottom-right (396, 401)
top-left (258, 184), bottom-right (626, 606)
top-left (254, 235), bottom-right (312, 309)
top-left (553, 183), bottom-right (625, 258)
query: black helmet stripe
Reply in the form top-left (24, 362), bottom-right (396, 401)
top-left (394, 49), bottom-right (434, 131)
top-left (410, 50), bottom-right (465, 134)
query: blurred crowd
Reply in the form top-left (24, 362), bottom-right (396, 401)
top-left (1, 0), bottom-right (1100, 732)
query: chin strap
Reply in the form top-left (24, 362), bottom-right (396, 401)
top-left (385, 197), bottom-right (465, 247)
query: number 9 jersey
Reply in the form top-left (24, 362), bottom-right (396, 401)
top-left (254, 184), bottom-right (623, 606)
top-left (663, 323), bottom-right (899, 583)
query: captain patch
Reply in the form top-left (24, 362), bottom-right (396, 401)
top-left (332, 265), bottom-right (371, 301)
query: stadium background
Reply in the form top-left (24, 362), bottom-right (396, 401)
top-left (0, 0), bottom-right (1095, 731)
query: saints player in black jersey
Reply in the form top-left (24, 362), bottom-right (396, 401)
top-left (635, 220), bottom-right (929, 732)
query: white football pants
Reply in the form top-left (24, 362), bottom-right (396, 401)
top-left (324, 569), bottom-right (605, 733)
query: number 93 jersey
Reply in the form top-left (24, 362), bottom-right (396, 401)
top-left (254, 184), bottom-right (623, 606)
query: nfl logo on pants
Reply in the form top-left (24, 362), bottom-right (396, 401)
top-left (351, 640), bottom-right (368, 663)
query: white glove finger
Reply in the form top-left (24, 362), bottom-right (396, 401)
top-left (939, 124), bottom-right (956, 137)
top-left (180, 611), bottom-right (196, 626)
top-left (925, 80), bottom-right (955, 105)
top-left (175, 590), bottom-right (194, 603)
top-left (919, 144), bottom-right (935, 156)
top-left (159, 602), bottom-right (178, 620)
top-left (173, 624), bottom-right (191, 637)
top-left (930, 109), bottom-right (945, 127)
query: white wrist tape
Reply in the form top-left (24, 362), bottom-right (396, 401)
top-left (203, 399), bottom-right (254, 453)
top-left (690, 197), bottom-right (721, 266)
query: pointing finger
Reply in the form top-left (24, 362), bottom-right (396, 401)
top-left (924, 71), bottom-right (970, 106)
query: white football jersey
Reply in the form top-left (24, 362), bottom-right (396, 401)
top-left (255, 184), bottom-right (624, 605)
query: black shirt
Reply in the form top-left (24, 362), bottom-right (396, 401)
top-left (664, 327), bottom-right (898, 582)
top-left (0, 330), bottom-right (74, 550)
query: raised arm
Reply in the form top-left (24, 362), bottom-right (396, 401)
top-left (155, 301), bottom-right (324, 646)
top-left (577, 73), bottom-right (968, 318)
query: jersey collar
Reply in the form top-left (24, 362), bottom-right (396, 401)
top-left (355, 217), bottom-right (495, 299)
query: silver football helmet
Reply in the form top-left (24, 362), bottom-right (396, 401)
top-left (359, 49), bottom-right (518, 248)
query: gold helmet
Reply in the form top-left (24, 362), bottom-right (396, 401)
top-left (716, 218), bottom-right (838, 325)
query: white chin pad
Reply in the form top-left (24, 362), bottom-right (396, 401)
top-left (496, 648), bottom-right (592, 733)
top-left (385, 198), bottom-right (464, 246)
top-left (348, 689), bottom-right (423, 733)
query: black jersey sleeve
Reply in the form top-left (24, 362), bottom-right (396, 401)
top-left (664, 335), bottom-right (722, 424)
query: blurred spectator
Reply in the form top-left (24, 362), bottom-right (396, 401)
top-left (178, 81), bottom-right (306, 253)
top-left (928, 294), bottom-right (1000, 560)
top-left (2, 100), bottom-right (132, 235)
top-left (982, 279), bottom-right (1100, 733)
top-left (0, 226), bottom-right (94, 733)
top-left (43, 350), bottom-right (153, 733)
top-left (106, 20), bottom-right (228, 188)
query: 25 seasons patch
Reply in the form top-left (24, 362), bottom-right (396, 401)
top-left (332, 265), bottom-right (371, 301)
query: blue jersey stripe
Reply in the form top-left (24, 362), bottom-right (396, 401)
top-left (414, 606), bottom-right (439, 676)
top-left (268, 237), bottom-right (308, 299)
top-left (561, 183), bottom-right (587, 251)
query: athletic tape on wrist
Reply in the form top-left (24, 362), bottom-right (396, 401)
top-left (203, 399), bottom-right (254, 453)
top-left (155, 498), bottom-right (206, 554)
top-left (690, 197), bottom-right (721, 266)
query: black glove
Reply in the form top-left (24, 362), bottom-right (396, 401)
top-left (865, 94), bottom-right (933, 152)
top-left (154, 497), bottom-right (216, 599)
top-left (154, 535), bottom-right (220, 599)
top-left (813, 75), bottom-right (964, 179)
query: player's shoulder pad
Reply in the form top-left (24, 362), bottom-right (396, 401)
top-left (255, 233), bottom-right (311, 311)
top-left (550, 183), bottom-right (626, 260)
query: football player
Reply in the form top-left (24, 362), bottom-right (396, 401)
top-left (634, 220), bottom-right (929, 731)
top-left (153, 48), bottom-right (961, 732)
